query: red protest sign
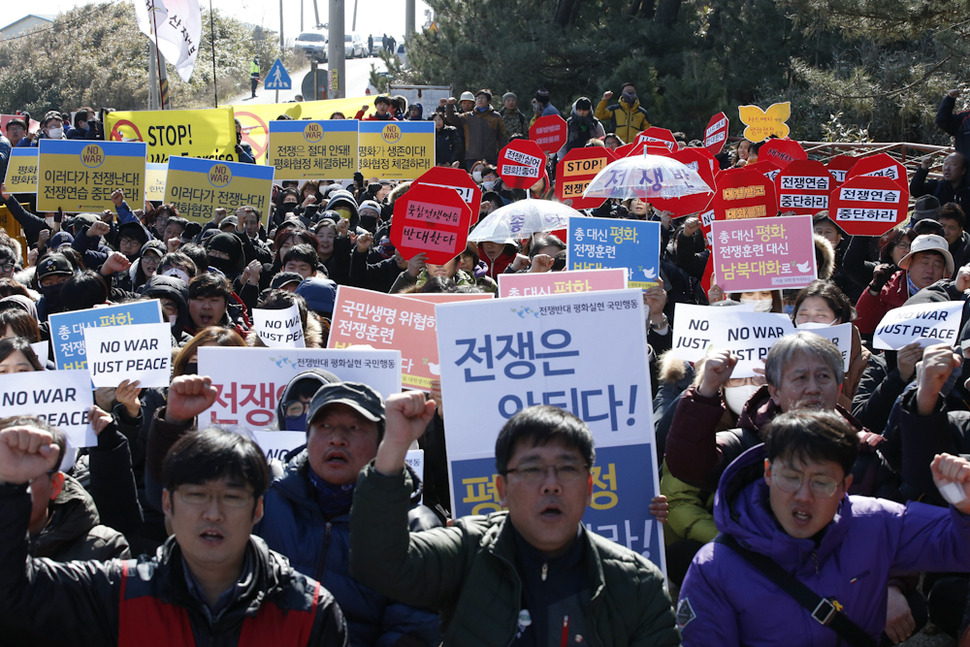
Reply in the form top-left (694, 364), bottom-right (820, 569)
top-left (845, 153), bottom-right (907, 191)
top-left (826, 155), bottom-right (858, 189)
top-left (775, 159), bottom-right (831, 214)
top-left (829, 175), bottom-right (908, 237)
top-left (529, 115), bottom-right (568, 153)
top-left (710, 167), bottom-right (777, 222)
top-left (758, 139), bottom-right (806, 169)
top-left (650, 148), bottom-right (717, 216)
top-left (704, 112), bottom-right (729, 155)
top-left (616, 141), bottom-right (670, 158)
top-left (412, 166), bottom-right (482, 216)
top-left (555, 147), bottom-right (614, 209)
top-left (636, 127), bottom-right (678, 151)
top-left (390, 184), bottom-right (473, 265)
top-left (744, 159), bottom-right (783, 185)
top-left (498, 139), bottom-right (546, 189)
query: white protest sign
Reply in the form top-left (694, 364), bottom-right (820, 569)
top-left (796, 322), bottom-right (852, 371)
top-left (436, 289), bottom-right (666, 573)
top-left (253, 304), bottom-right (306, 348)
top-left (0, 370), bottom-right (95, 447)
top-left (83, 323), bottom-right (172, 388)
top-left (873, 301), bottom-right (963, 350)
top-left (198, 347), bottom-right (401, 430)
top-left (671, 303), bottom-right (795, 377)
top-left (30, 341), bottom-right (49, 365)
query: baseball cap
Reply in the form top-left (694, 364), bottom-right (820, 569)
top-left (270, 271), bottom-right (304, 290)
top-left (37, 253), bottom-right (74, 281)
top-left (307, 381), bottom-right (385, 426)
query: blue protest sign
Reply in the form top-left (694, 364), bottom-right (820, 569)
top-left (435, 289), bottom-right (665, 573)
top-left (264, 58), bottom-right (292, 90)
top-left (567, 216), bottom-right (661, 288)
top-left (50, 300), bottom-right (165, 370)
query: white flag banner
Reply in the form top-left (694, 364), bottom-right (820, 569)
top-left (135, 0), bottom-right (202, 82)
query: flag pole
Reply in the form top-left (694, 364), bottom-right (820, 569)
top-left (149, 0), bottom-right (166, 110)
top-left (209, 0), bottom-right (218, 107)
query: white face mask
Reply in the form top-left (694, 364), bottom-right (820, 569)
top-left (797, 319), bottom-right (839, 329)
top-left (482, 180), bottom-right (496, 190)
top-left (740, 296), bottom-right (773, 312)
top-left (723, 384), bottom-right (760, 416)
top-left (472, 170), bottom-right (483, 183)
top-left (47, 127), bottom-right (64, 139)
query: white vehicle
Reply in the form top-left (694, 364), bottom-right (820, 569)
top-left (344, 34), bottom-right (366, 58)
top-left (295, 31), bottom-right (328, 62)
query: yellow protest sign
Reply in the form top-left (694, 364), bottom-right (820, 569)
top-left (164, 156), bottom-right (275, 224)
top-left (359, 121), bottom-right (435, 180)
top-left (37, 140), bottom-right (147, 213)
top-left (3, 148), bottom-right (38, 194)
top-left (231, 96), bottom-right (373, 164)
top-left (267, 120), bottom-right (358, 180)
top-left (106, 107), bottom-right (236, 163)
top-left (145, 162), bottom-right (167, 202)
top-left (738, 102), bottom-right (791, 141)
top-left (0, 205), bottom-right (29, 264)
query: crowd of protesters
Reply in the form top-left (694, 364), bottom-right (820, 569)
top-left (2, 84), bottom-right (970, 646)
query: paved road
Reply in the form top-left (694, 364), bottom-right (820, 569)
top-left (229, 53), bottom-right (386, 105)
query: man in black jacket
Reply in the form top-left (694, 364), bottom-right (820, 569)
top-left (0, 393), bottom-right (348, 646)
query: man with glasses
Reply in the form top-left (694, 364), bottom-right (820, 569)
top-left (150, 377), bottom-right (442, 646)
top-left (349, 394), bottom-right (680, 646)
top-left (676, 409), bottom-right (970, 646)
top-left (0, 378), bottom-right (348, 645)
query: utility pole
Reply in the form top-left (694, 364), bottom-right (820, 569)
top-left (327, 0), bottom-right (345, 99)
top-left (405, 0), bottom-right (414, 39)
top-left (313, 0), bottom-right (320, 27)
top-left (279, 0), bottom-right (284, 51)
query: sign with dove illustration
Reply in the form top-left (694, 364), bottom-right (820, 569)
top-left (711, 214), bottom-right (816, 292)
top-left (738, 102), bottom-right (791, 141)
top-left (566, 216), bottom-right (661, 289)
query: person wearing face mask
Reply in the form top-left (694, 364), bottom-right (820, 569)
top-left (594, 82), bottom-right (651, 145)
top-left (33, 111), bottom-right (67, 146)
top-left (445, 89), bottom-right (509, 171)
top-left (432, 111), bottom-right (460, 167)
top-left (203, 232), bottom-right (245, 280)
top-left (34, 252), bottom-right (77, 322)
top-left (728, 290), bottom-right (782, 313)
top-left (234, 118), bottom-right (256, 164)
top-left (559, 97), bottom-right (605, 157)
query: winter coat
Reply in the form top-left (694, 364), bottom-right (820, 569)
top-left (444, 104), bottom-right (509, 164)
top-left (499, 107), bottom-right (529, 138)
top-left (30, 474), bottom-right (131, 562)
top-left (677, 444), bottom-right (970, 646)
top-left (909, 166), bottom-right (970, 214)
top-left (0, 483), bottom-right (348, 646)
top-left (349, 465), bottom-right (682, 647)
top-left (854, 269), bottom-right (910, 335)
top-left (258, 452), bottom-right (442, 647)
top-left (936, 94), bottom-right (970, 159)
top-left (594, 97), bottom-right (651, 144)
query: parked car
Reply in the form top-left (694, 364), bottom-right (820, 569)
top-left (295, 31), bottom-right (328, 62)
top-left (344, 33), bottom-right (366, 58)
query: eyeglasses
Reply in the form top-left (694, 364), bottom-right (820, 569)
top-left (771, 470), bottom-right (842, 498)
top-left (175, 487), bottom-right (253, 508)
top-left (503, 463), bottom-right (589, 484)
top-left (283, 399), bottom-right (310, 418)
top-left (0, 263), bottom-right (13, 273)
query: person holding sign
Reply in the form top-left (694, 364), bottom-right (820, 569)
top-left (677, 410), bottom-right (970, 646)
top-left (0, 416), bottom-right (348, 645)
top-left (349, 393), bottom-right (681, 646)
top-left (855, 234), bottom-right (953, 336)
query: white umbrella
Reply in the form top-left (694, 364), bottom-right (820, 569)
top-left (583, 153), bottom-right (713, 200)
top-left (468, 199), bottom-right (584, 243)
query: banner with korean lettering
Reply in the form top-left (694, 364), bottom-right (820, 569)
top-left (498, 268), bottom-right (627, 298)
top-left (775, 159), bottom-right (830, 214)
top-left (37, 140), bottom-right (147, 212)
top-left (358, 121), bottom-right (434, 180)
top-left (567, 216), bottom-right (661, 288)
top-left (49, 300), bottom-right (164, 371)
top-left (3, 148), bottom-right (38, 193)
top-left (267, 119), bottom-right (358, 181)
top-left (829, 175), bottom-right (908, 237)
top-left (671, 303), bottom-right (795, 377)
top-left (106, 107), bottom-right (236, 163)
top-left (555, 147), bottom-right (612, 209)
top-left (198, 346), bottom-right (401, 431)
top-left (232, 97), bottom-right (375, 165)
top-left (164, 156), bottom-right (275, 224)
top-left (328, 286), bottom-right (492, 392)
top-left (712, 214), bottom-right (816, 292)
top-left (436, 289), bottom-right (664, 572)
top-left (0, 370), bottom-right (95, 448)
top-left (145, 162), bottom-right (167, 201)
